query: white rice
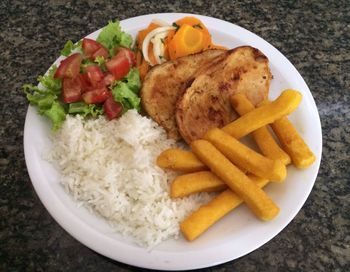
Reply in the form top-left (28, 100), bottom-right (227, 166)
top-left (48, 110), bottom-right (213, 247)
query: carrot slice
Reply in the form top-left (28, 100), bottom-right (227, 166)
top-left (147, 43), bottom-right (157, 65)
top-left (136, 49), bottom-right (142, 66)
top-left (168, 24), bottom-right (208, 60)
top-left (175, 17), bottom-right (212, 49)
top-left (138, 58), bottom-right (150, 81)
top-left (136, 22), bottom-right (161, 79)
top-left (163, 29), bottom-right (176, 60)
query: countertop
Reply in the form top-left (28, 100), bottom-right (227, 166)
top-left (1, 0), bottom-right (349, 271)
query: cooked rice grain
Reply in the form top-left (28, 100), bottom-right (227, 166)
top-left (48, 110), bottom-right (212, 247)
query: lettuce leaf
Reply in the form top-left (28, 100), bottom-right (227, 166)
top-left (23, 65), bottom-right (67, 131)
top-left (68, 102), bottom-right (104, 117)
top-left (123, 68), bottom-right (141, 93)
top-left (111, 68), bottom-right (141, 112)
top-left (23, 66), bottom-right (61, 108)
top-left (44, 101), bottom-right (67, 131)
top-left (94, 56), bottom-right (107, 72)
top-left (97, 20), bottom-right (133, 55)
top-left (60, 40), bottom-right (82, 56)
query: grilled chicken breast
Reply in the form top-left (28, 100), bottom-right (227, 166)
top-left (176, 46), bottom-right (271, 143)
top-left (141, 49), bottom-right (226, 140)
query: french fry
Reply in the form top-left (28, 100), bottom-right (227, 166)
top-left (230, 93), bottom-right (291, 165)
top-left (171, 172), bottom-right (265, 198)
top-left (180, 175), bottom-right (269, 241)
top-left (191, 140), bottom-right (279, 221)
top-left (158, 149), bottom-right (247, 174)
top-left (171, 171), bottom-right (226, 198)
top-left (204, 128), bottom-right (286, 182)
top-left (222, 89), bottom-right (302, 139)
top-left (156, 148), bottom-right (207, 172)
top-left (271, 116), bottom-right (316, 168)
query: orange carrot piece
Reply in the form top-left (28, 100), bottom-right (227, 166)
top-left (163, 29), bottom-right (176, 60)
top-left (147, 43), bottom-right (157, 65)
top-left (136, 22), bottom-right (161, 48)
top-left (175, 17), bottom-right (212, 49)
top-left (136, 50), bottom-right (142, 67)
top-left (138, 59), bottom-right (150, 81)
top-left (168, 24), bottom-right (207, 60)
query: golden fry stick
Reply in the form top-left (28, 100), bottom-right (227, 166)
top-left (230, 93), bottom-right (291, 165)
top-left (157, 148), bottom-right (247, 173)
top-left (222, 89), bottom-right (302, 138)
top-left (156, 148), bottom-right (207, 172)
top-left (171, 172), bottom-right (265, 198)
top-left (171, 171), bottom-right (226, 198)
top-left (204, 128), bottom-right (286, 182)
top-left (180, 176), bottom-right (269, 241)
top-left (271, 116), bottom-right (316, 168)
top-left (191, 140), bottom-right (279, 221)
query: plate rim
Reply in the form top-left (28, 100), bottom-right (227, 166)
top-left (23, 12), bottom-right (322, 270)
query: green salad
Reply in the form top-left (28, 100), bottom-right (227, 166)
top-left (24, 20), bottom-right (141, 131)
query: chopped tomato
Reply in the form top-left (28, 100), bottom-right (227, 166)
top-left (115, 47), bottom-right (136, 66)
top-left (77, 73), bottom-right (92, 92)
top-left (82, 38), bottom-right (102, 58)
top-left (54, 53), bottom-right (82, 79)
top-left (92, 46), bottom-right (109, 59)
top-left (82, 86), bottom-right (110, 104)
top-left (62, 77), bottom-right (82, 103)
top-left (106, 55), bottom-right (130, 80)
top-left (85, 65), bottom-right (104, 83)
top-left (104, 97), bottom-right (122, 120)
top-left (103, 73), bottom-right (115, 86)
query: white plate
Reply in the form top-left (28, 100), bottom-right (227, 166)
top-left (24, 13), bottom-right (322, 270)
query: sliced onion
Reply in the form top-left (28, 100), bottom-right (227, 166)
top-left (142, 26), bottom-right (175, 65)
top-left (152, 31), bottom-right (168, 64)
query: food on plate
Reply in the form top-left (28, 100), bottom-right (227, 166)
top-left (135, 16), bottom-right (225, 79)
top-left (47, 110), bottom-right (213, 247)
top-left (231, 93), bottom-right (291, 165)
top-left (176, 46), bottom-right (271, 143)
top-left (156, 148), bottom-right (207, 172)
top-left (24, 20), bottom-right (141, 130)
top-left (271, 116), bottom-right (316, 168)
top-left (222, 89), bottom-right (302, 138)
top-left (171, 171), bottom-right (226, 198)
top-left (191, 140), bottom-right (280, 221)
top-left (167, 21), bottom-right (211, 60)
top-left (203, 128), bottom-right (287, 182)
top-left (24, 15), bottom-right (317, 247)
top-left (159, 89), bottom-right (316, 240)
top-left (180, 176), bottom-right (269, 241)
top-left (141, 49), bottom-right (225, 139)
top-left (171, 171), bottom-right (265, 198)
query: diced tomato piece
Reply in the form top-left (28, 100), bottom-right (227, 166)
top-left (106, 56), bottom-right (130, 80)
top-left (103, 73), bottom-right (115, 86)
top-left (92, 46), bottom-right (109, 59)
top-left (115, 47), bottom-right (136, 67)
top-left (82, 86), bottom-right (110, 104)
top-left (54, 53), bottom-right (82, 79)
top-left (77, 73), bottom-right (92, 92)
top-left (104, 97), bottom-right (122, 120)
top-left (82, 38), bottom-right (102, 58)
top-left (85, 65), bottom-right (104, 83)
top-left (62, 77), bottom-right (82, 103)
